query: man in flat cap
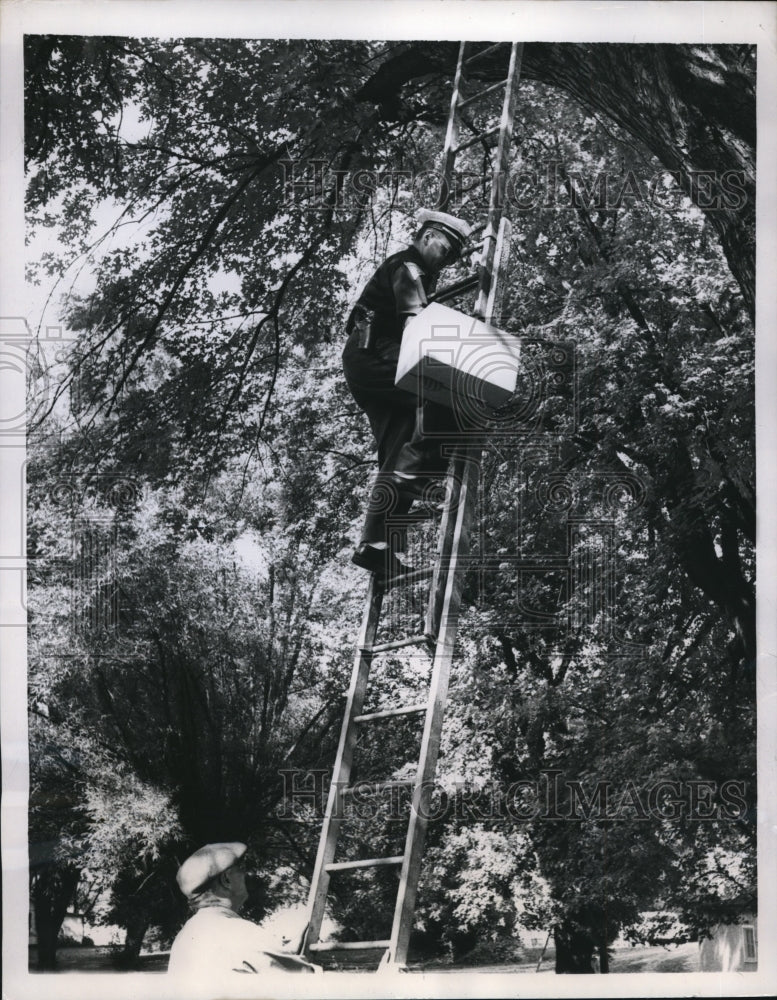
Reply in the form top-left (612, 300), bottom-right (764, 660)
top-left (168, 842), bottom-right (319, 982)
top-left (343, 209), bottom-right (472, 577)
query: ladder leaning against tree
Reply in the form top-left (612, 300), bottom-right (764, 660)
top-left (301, 40), bottom-right (523, 971)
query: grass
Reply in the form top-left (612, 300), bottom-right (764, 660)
top-left (31, 940), bottom-right (701, 974)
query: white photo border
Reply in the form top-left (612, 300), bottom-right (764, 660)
top-left (2, 2), bottom-right (775, 998)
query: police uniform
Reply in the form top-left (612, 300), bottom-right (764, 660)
top-left (343, 212), bottom-right (471, 557)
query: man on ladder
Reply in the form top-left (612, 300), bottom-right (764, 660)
top-left (343, 209), bottom-right (472, 579)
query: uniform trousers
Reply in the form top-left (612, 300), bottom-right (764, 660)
top-left (343, 329), bottom-right (459, 548)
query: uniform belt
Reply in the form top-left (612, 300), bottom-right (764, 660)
top-left (347, 303), bottom-right (377, 350)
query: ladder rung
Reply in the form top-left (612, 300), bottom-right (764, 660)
top-left (341, 779), bottom-right (414, 797)
top-left (325, 856), bottom-right (403, 873)
top-left (453, 126), bottom-right (500, 153)
top-left (431, 272), bottom-right (480, 304)
top-left (354, 702), bottom-right (428, 724)
top-left (308, 940), bottom-right (390, 953)
top-left (458, 78), bottom-right (509, 110)
top-left (464, 42), bottom-right (508, 66)
top-left (396, 506), bottom-right (440, 523)
top-left (381, 565), bottom-right (434, 589)
top-left (369, 634), bottom-right (430, 654)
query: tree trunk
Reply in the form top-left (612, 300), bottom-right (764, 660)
top-left (655, 440), bottom-right (756, 662)
top-left (115, 915), bottom-right (149, 969)
top-left (31, 865), bottom-right (79, 971)
top-left (553, 904), bottom-right (616, 974)
top-left (523, 44), bottom-right (755, 321)
top-left (554, 921), bottom-right (596, 973)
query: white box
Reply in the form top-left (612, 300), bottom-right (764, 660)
top-left (395, 302), bottom-right (522, 409)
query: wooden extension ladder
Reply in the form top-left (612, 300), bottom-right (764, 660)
top-left (301, 41), bottom-right (523, 970)
top-left (435, 40), bottom-right (523, 324)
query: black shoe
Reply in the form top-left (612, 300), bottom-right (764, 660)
top-left (351, 544), bottom-right (412, 579)
top-left (389, 473), bottom-right (445, 504)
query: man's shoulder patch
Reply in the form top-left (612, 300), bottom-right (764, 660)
top-left (403, 261), bottom-right (424, 281)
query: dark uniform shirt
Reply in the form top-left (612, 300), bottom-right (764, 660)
top-left (342, 243), bottom-right (454, 546)
top-left (347, 246), bottom-right (436, 345)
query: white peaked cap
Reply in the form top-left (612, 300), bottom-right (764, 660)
top-left (416, 208), bottom-right (472, 247)
top-left (176, 842), bottom-right (247, 897)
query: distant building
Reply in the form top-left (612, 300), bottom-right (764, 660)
top-left (699, 917), bottom-right (757, 972)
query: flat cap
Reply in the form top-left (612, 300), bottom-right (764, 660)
top-left (417, 209), bottom-right (472, 253)
top-left (176, 842), bottom-right (247, 897)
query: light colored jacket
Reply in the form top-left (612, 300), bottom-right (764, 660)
top-left (168, 901), bottom-right (318, 988)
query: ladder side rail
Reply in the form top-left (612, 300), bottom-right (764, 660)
top-left (424, 452), bottom-right (464, 640)
top-left (484, 217), bottom-right (513, 325)
top-left (303, 577), bottom-right (383, 949)
top-left (389, 446), bottom-right (481, 966)
top-left (473, 42), bottom-right (523, 320)
top-left (437, 42), bottom-right (468, 213)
